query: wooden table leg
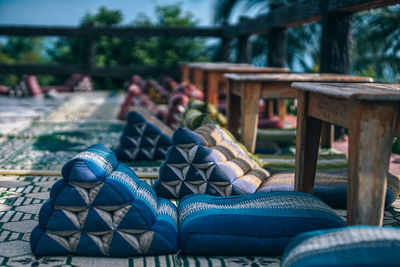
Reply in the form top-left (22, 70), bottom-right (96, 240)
top-left (192, 68), bottom-right (203, 91)
top-left (294, 91), bottom-right (322, 193)
top-left (347, 101), bottom-right (397, 225)
top-left (263, 99), bottom-right (274, 118)
top-left (320, 122), bottom-right (333, 148)
top-left (241, 82), bottom-right (261, 153)
top-left (277, 99), bottom-right (287, 121)
top-left (205, 72), bottom-right (220, 106)
top-left (181, 65), bottom-right (190, 83)
top-left (227, 80), bottom-right (240, 139)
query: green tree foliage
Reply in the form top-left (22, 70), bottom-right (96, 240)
top-left (129, 5), bottom-right (209, 67)
top-left (352, 6), bottom-right (400, 82)
top-left (45, 4), bottom-right (210, 89)
top-left (213, 0), bottom-right (320, 71)
top-left (48, 4), bottom-right (209, 68)
top-left (0, 37), bottom-right (46, 86)
top-left (213, 0), bottom-right (400, 79)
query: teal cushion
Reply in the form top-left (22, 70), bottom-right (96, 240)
top-left (281, 226), bottom-right (400, 267)
top-left (178, 191), bottom-right (346, 256)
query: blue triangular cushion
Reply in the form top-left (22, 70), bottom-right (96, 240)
top-left (108, 231), bottom-right (141, 256)
top-left (30, 226), bottom-right (71, 256)
top-left (39, 201), bottom-right (79, 231)
top-left (75, 233), bottom-right (106, 256)
top-left (82, 208), bottom-right (113, 232)
top-left (117, 205), bottom-right (153, 230)
top-left (172, 127), bottom-right (203, 146)
top-left (31, 144), bottom-right (178, 257)
top-left (92, 180), bottom-right (133, 206)
top-left (127, 111), bottom-right (146, 124)
top-left (144, 123), bottom-right (162, 136)
top-left (51, 181), bottom-right (88, 208)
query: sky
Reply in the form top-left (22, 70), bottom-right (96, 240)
top-left (0, 0), bottom-right (219, 26)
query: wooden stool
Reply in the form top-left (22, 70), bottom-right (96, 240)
top-left (292, 82), bottom-right (400, 226)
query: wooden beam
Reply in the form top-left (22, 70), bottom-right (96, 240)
top-left (0, 25), bottom-right (223, 37)
top-left (223, 0), bottom-right (400, 37)
top-left (84, 24), bottom-right (96, 73)
top-left (320, 11), bottom-right (353, 147)
top-left (237, 17), bottom-right (252, 63)
top-left (0, 64), bottom-right (178, 77)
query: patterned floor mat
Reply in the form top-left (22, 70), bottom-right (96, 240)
top-left (0, 121), bottom-right (124, 171)
top-left (0, 174), bottom-right (399, 266)
top-left (0, 175), bottom-right (284, 267)
top-left (42, 91), bottom-right (124, 123)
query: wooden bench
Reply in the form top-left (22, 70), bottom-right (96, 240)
top-left (224, 73), bottom-right (373, 153)
top-left (180, 62), bottom-right (249, 84)
top-left (292, 82), bottom-right (400, 226)
top-left (186, 63), bottom-right (290, 107)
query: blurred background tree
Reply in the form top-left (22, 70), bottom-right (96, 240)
top-left (352, 5), bottom-right (400, 82)
top-left (212, 0), bottom-right (400, 82)
top-left (0, 1), bottom-right (399, 89)
top-left (0, 37), bottom-right (46, 85)
top-left (213, 0), bottom-right (321, 72)
top-left (1, 4), bottom-right (210, 89)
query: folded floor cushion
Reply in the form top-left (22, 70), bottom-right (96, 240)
top-left (178, 191), bottom-right (346, 256)
top-left (115, 110), bottom-right (172, 161)
top-left (180, 100), bottom-right (227, 130)
top-left (257, 171), bottom-right (400, 209)
top-left (256, 128), bottom-right (297, 147)
top-left (281, 226), bottom-right (400, 267)
top-left (154, 125), bottom-right (270, 199)
top-left (31, 144), bottom-right (178, 257)
top-left (260, 153), bottom-right (348, 174)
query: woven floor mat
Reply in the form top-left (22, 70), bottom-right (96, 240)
top-left (0, 174), bottom-right (284, 267)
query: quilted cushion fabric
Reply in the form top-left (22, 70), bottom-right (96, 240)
top-left (145, 80), bottom-right (170, 105)
top-left (154, 125), bottom-right (270, 199)
top-left (257, 171), bottom-right (400, 209)
top-left (30, 144), bottom-right (178, 257)
top-left (281, 226), bottom-right (400, 267)
top-left (115, 111), bottom-right (172, 161)
top-left (180, 100), bottom-right (227, 130)
top-left (260, 153), bottom-right (348, 174)
top-left (178, 191), bottom-right (346, 256)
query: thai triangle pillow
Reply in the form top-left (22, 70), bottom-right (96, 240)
top-left (178, 191), bottom-right (346, 256)
top-left (281, 226), bottom-right (400, 267)
top-left (154, 125), bottom-right (270, 199)
top-left (115, 111), bottom-right (172, 161)
top-left (30, 144), bottom-right (178, 257)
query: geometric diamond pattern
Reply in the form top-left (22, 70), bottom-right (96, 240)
top-left (155, 125), bottom-right (270, 199)
top-left (30, 145), bottom-right (178, 257)
top-left (116, 111), bottom-right (172, 161)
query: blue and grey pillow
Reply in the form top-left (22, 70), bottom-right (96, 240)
top-left (116, 111), bottom-right (172, 161)
top-left (281, 226), bottom-right (400, 267)
top-left (178, 191), bottom-right (346, 256)
top-left (154, 125), bottom-right (270, 199)
top-left (30, 144), bottom-right (178, 257)
top-left (257, 171), bottom-right (399, 209)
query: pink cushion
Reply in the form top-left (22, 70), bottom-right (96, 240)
top-left (26, 76), bottom-right (43, 96)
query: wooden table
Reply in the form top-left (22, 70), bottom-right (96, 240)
top-left (189, 63), bottom-right (290, 106)
top-left (225, 73), bottom-right (373, 153)
top-left (292, 82), bottom-right (400, 226)
top-left (180, 62), bottom-right (251, 84)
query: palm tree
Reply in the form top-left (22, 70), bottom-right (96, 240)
top-left (352, 6), bottom-right (400, 82)
top-left (213, 1), bottom-right (400, 79)
top-left (213, 0), bottom-right (320, 72)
